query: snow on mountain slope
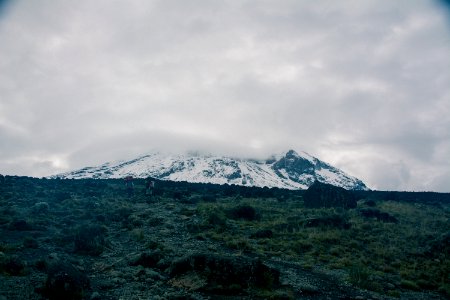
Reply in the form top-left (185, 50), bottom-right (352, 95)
top-left (54, 150), bottom-right (369, 190)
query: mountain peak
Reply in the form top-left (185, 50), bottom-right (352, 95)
top-left (54, 150), bottom-right (369, 190)
top-left (285, 149), bottom-right (298, 156)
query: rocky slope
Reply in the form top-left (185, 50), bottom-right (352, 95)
top-left (55, 150), bottom-right (368, 190)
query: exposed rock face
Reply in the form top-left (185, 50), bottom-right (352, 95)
top-left (303, 181), bottom-right (358, 209)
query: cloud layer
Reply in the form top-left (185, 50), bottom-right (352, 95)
top-left (0, 0), bottom-right (449, 191)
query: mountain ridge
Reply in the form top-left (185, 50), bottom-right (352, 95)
top-left (54, 149), bottom-right (369, 190)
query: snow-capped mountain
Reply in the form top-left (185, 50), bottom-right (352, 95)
top-left (54, 150), bottom-right (368, 190)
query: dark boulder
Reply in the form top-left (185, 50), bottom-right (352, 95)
top-left (303, 181), bottom-right (357, 209)
top-left (169, 253), bottom-right (280, 295)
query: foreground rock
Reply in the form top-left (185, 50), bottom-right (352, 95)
top-left (169, 253), bottom-right (280, 296)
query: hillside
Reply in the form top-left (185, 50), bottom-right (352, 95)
top-left (0, 176), bottom-right (448, 299)
top-left (55, 150), bottom-right (368, 191)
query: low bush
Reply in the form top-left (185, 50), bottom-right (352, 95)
top-left (8, 219), bottom-right (33, 231)
top-left (32, 201), bottom-right (49, 213)
top-left (228, 205), bottom-right (259, 221)
top-left (305, 215), bottom-right (351, 229)
top-left (250, 229), bottom-right (273, 239)
top-left (23, 237), bottom-right (39, 249)
top-left (42, 260), bottom-right (90, 300)
top-left (359, 208), bottom-right (398, 223)
top-left (198, 205), bottom-right (227, 229)
top-left (0, 254), bottom-right (26, 276)
top-left (201, 194), bottom-right (217, 203)
top-left (73, 224), bottom-right (107, 256)
top-left (129, 250), bottom-right (164, 269)
top-left (348, 263), bottom-right (376, 290)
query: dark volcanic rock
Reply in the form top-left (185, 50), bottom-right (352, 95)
top-left (169, 253), bottom-right (280, 295)
top-left (303, 181), bottom-right (357, 209)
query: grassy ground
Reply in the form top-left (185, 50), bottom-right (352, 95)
top-left (194, 195), bottom-right (449, 296)
top-left (0, 176), bottom-right (449, 299)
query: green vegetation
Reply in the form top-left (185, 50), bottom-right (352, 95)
top-left (0, 175), bottom-right (448, 299)
top-left (190, 183), bottom-right (450, 297)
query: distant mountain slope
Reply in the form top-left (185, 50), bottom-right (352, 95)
top-left (54, 150), bottom-right (368, 190)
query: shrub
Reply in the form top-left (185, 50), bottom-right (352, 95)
top-left (8, 219), bottom-right (33, 231)
top-left (73, 224), bottom-right (107, 256)
top-left (206, 210), bottom-right (227, 228)
top-left (359, 208), bottom-right (398, 223)
top-left (305, 215), bottom-right (351, 229)
top-left (110, 206), bottom-right (133, 222)
top-left (348, 264), bottom-right (371, 289)
top-left (32, 201), bottom-right (49, 214)
top-left (201, 194), bottom-right (217, 203)
top-left (0, 254), bottom-right (26, 276)
top-left (129, 250), bottom-right (164, 269)
top-left (250, 229), bottom-right (273, 239)
top-left (54, 192), bottom-right (71, 202)
top-left (226, 238), bottom-right (252, 252)
top-left (364, 200), bottom-right (376, 207)
top-left (400, 279), bottom-right (420, 291)
top-left (199, 205), bottom-right (227, 228)
top-left (23, 237), bottom-right (39, 249)
top-left (228, 205), bottom-right (259, 221)
top-left (42, 261), bottom-right (90, 300)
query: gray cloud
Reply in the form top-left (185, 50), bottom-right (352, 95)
top-left (0, 0), bottom-right (449, 191)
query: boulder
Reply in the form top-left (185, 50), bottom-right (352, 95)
top-left (169, 253), bottom-right (280, 295)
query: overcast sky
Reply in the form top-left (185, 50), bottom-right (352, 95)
top-left (0, 0), bottom-right (449, 192)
